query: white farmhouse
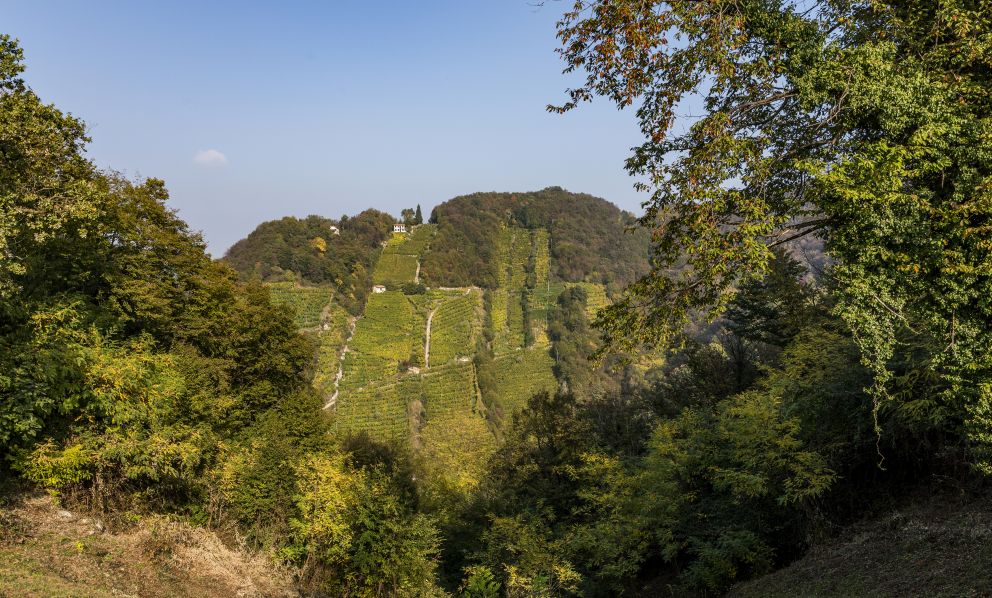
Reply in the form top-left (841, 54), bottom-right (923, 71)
top-left (393, 223), bottom-right (407, 233)
top-left (372, 284), bottom-right (387, 294)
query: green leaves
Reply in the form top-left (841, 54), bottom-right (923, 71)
top-left (0, 34), bottom-right (97, 301)
top-left (636, 390), bottom-right (834, 590)
top-left (290, 453), bottom-right (443, 596)
top-left (557, 0), bottom-right (992, 467)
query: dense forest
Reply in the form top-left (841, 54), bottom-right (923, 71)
top-left (2, 0), bottom-right (992, 594)
top-left (421, 189), bottom-right (651, 290)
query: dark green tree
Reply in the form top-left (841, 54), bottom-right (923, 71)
top-left (725, 249), bottom-right (815, 349)
top-left (223, 211), bottom-right (393, 314)
top-left (422, 188), bottom-right (650, 288)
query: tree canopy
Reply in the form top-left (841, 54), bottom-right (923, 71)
top-left (423, 187), bottom-right (651, 289)
top-left (554, 0), bottom-right (992, 467)
top-left (223, 211), bottom-right (394, 314)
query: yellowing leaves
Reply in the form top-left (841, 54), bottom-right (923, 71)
top-left (309, 236), bottom-right (327, 253)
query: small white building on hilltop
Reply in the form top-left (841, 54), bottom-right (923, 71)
top-left (328, 225), bottom-right (340, 235)
top-left (372, 284), bottom-right (387, 294)
top-left (393, 223), bottom-right (407, 233)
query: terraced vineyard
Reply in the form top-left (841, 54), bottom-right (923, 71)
top-left (312, 302), bottom-right (353, 396)
top-left (266, 282), bottom-right (333, 329)
top-left (340, 351), bottom-right (399, 391)
top-left (490, 289), bottom-right (508, 339)
top-left (372, 253), bottom-right (419, 285)
top-left (335, 360), bottom-right (485, 443)
top-left (532, 229), bottom-right (550, 286)
top-left (350, 292), bottom-right (425, 361)
top-left (334, 375), bottom-right (420, 441)
top-left (489, 348), bottom-right (558, 415)
top-left (507, 228), bottom-right (531, 288)
top-left (335, 291), bottom-right (519, 443)
top-left (429, 290), bottom-right (483, 366)
top-left (568, 282), bottom-right (609, 319)
top-left (489, 227), bottom-right (553, 353)
top-left (494, 289), bottom-right (525, 353)
top-left (525, 290), bottom-right (551, 347)
top-left (340, 291), bottom-right (425, 392)
top-left (494, 228), bottom-right (512, 287)
top-left (370, 225), bottom-right (436, 286)
top-left (420, 362), bottom-right (480, 421)
top-left (383, 223), bottom-right (436, 254)
top-left (332, 220), bottom-right (561, 446)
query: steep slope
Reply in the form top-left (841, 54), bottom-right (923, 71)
top-left (236, 192), bottom-right (639, 471)
top-left (223, 210), bottom-right (394, 313)
top-left (729, 494), bottom-right (992, 597)
top-left (372, 224), bottom-right (436, 287)
top-left (0, 494), bottom-right (294, 598)
top-left (421, 187), bottom-right (650, 289)
top-left (330, 224), bottom-right (565, 441)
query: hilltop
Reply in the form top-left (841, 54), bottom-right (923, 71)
top-left (421, 187), bottom-right (650, 289)
top-left (223, 188), bottom-right (650, 293)
top-left (223, 210), bottom-right (396, 314)
top-left (214, 189), bottom-right (647, 494)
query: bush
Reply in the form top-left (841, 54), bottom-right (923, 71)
top-left (401, 282), bottom-right (427, 295)
top-left (633, 391), bottom-right (835, 591)
top-left (290, 453), bottom-right (443, 596)
top-left (16, 442), bottom-right (94, 497)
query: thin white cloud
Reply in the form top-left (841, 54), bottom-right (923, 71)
top-left (194, 149), bottom-right (228, 166)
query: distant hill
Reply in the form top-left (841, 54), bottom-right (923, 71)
top-left (223, 187), bottom-right (650, 302)
top-left (222, 189), bottom-right (648, 444)
top-left (216, 188), bottom-right (649, 464)
top-left (223, 188), bottom-right (651, 311)
top-left (422, 187), bottom-right (650, 290)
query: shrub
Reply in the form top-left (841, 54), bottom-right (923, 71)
top-left (290, 453), bottom-right (443, 596)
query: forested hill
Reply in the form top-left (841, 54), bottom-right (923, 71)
top-left (222, 210), bottom-right (394, 313)
top-left (422, 187), bottom-right (650, 289)
top-left (222, 187), bottom-right (651, 297)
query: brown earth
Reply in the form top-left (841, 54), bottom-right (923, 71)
top-left (0, 493), bottom-right (297, 598)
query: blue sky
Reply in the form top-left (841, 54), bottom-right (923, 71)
top-left (5, 1), bottom-right (647, 255)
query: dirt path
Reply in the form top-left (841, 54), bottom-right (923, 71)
top-left (414, 259), bottom-right (421, 284)
top-left (424, 309), bottom-right (435, 369)
top-left (324, 317), bottom-right (358, 410)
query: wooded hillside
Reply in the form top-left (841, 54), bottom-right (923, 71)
top-left (223, 211), bottom-right (394, 313)
top-left (422, 187), bottom-right (650, 289)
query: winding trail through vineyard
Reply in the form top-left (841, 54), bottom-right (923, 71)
top-left (424, 308), bottom-right (435, 369)
top-left (324, 317), bottom-right (358, 410)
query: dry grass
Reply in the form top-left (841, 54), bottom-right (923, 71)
top-left (0, 493), bottom-right (296, 598)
